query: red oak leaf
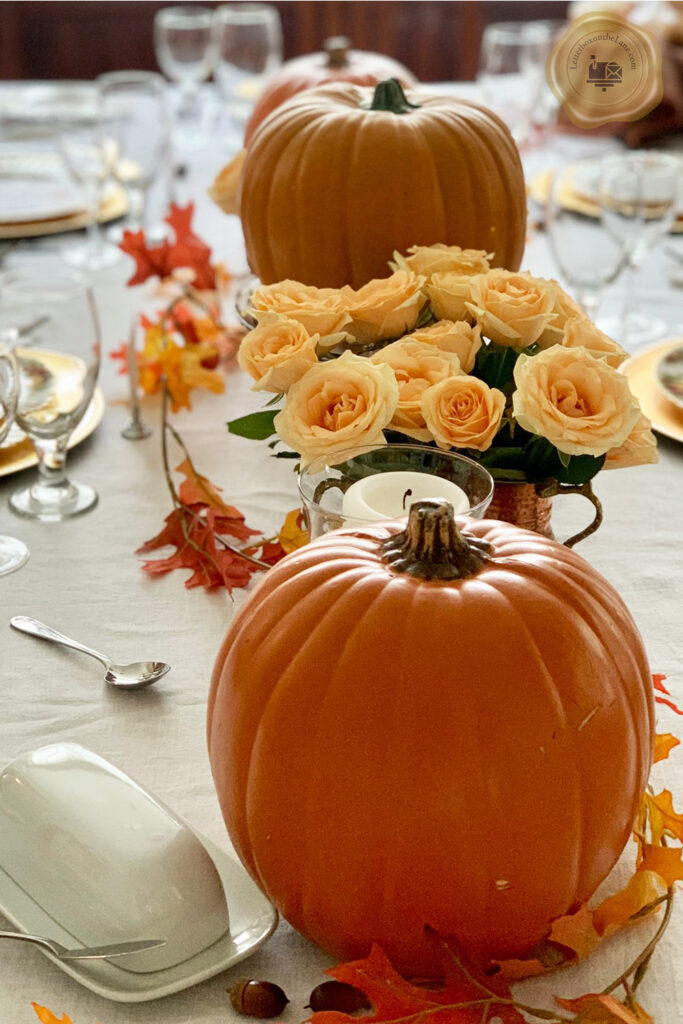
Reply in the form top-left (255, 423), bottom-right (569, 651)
top-left (310, 942), bottom-right (525, 1024)
top-left (653, 673), bottom-right (683, 715)
top-left (119, 203), bottom-right (215, 288)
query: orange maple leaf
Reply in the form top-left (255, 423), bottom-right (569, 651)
top-left (645, 789), bottom-right (683, 845)
top-left (654, 732), bottom-right (680, 762)
top-left (31, 1005), bottom-right (74, 1024)
top-left (592, 869), bottom-right (664, 936)
top-left (555, 993), bottom-right (653, 1022)
top-left (652, 673), bottom-right (683, 715)
top-left (638, 844), bottom-right (683, 885)
top-left (548, 903), bottom-right (601, 959)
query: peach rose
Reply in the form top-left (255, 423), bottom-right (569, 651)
top-left (465, 270), bottom-right (558, 347)
top-left (537, 281), bottom-right (588, 347)
top-left (426, 271), bottom-right (479, 322)
top-left (421, 375), bottom-right (505, 451)
top-left (408, 320), bottom-right (483, 373)
top-left (251, 280), bottom-right (351, 337)
top-left (274, 350), bottom-right (399, 465)
top-left (342, 270), bottom-right (426, 345)
top-left (605, 413), bottom-right (659, 469)
top-left (512, 346), bottom-right (641, 457)
top-left (392, 243), bottom-right (492, 280)
top-left (560, 317), bottom-right (628, 369)
top-left (237, 313), bottom-right (318, 393)
top-left (370, 339), bottom-right (461, 441)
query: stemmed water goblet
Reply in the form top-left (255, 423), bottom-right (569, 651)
top-left (599, 152), bottom-right (681, 347)
top-left (0, 340), bottom-right (29, 575)
top-left (97, 70), bottom-right (171, 241)
top-left (212, 3), bottom-right (283, 127)
top-left (477, 21), bottom-right (554, 148)
top-left (546, 159), bottom-right (626, 321)
top-left (154, 6), bottom-right (216, 125)
top-left (3, 268), bottom-right (102, 522)
top-left (59, 105), bottom-right (120, 271)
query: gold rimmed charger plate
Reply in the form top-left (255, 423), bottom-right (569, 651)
top-left (529, 168), bottom-right (683, 234)
top-left (0, 388), bottom-right (106, 478)
top-left (621, 338), bottom-right (683, 444)
top-left (0, 184), bottom-right (127, 240)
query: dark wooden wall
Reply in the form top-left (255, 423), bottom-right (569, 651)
top-left (0, 1), bottom-right (568, 82)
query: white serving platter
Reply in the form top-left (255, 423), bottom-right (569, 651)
top-left (0, 744), bottom-right (277, 1002)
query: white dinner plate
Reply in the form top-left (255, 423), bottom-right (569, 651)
top-left (0, 178), bottom-right (85, 223)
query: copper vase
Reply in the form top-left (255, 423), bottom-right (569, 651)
top-left (486, 482), bottom-right (555, 538)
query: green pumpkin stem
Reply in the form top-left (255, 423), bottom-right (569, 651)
top-left (381, 500), bottom-right (491, 581)
top-left (369, 78), bottom-right (419, 114)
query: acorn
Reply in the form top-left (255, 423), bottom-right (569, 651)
top-left (306, 980), bottom-right (372, 1014)
top-left (229, 979), bottom-right (290, 1018)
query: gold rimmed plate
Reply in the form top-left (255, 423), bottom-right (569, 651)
top-left (0, 388), bottom-right (106, 478)
top-left (621, 338), bottom-right (683, 444)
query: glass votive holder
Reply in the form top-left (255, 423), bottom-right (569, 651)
top-left (298, 443), bottom-right (495, 541)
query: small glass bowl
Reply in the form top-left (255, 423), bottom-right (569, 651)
top-left (298, 443), bottom-right (495, 541)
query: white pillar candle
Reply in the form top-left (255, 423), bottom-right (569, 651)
top-left (341, 471), bottom-right (469, 523)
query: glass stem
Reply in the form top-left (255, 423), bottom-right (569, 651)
top-left (126, 185), bottom-right (147, 233)
top-left (33, 436), bottom-right (71, 492)
top-left (85, 181), bottom-right (104, 260)
top-left (620, 259), bottom-right (638, 336)
top-left (576, 288), bottom-right (600, 321)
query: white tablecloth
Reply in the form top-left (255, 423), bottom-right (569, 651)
top-left (1, 92), bottom-right (683, 1024)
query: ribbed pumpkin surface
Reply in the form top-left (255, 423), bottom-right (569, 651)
top-left (240, 83), bottom-right (527, 289)
top-left (208, 517), bottom-right (653, 974)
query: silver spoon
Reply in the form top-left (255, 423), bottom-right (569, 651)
top-left (10, 616), bottom-right (170, 689)
top-left (0, 930), bottom-right (165, 961)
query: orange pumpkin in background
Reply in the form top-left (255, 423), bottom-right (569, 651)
top-left (239, 79), bottom-right (527, 289)
top-left (244, 36), bottom-right (417, 145)
top-left (208, 502), bottom-right (654, 976)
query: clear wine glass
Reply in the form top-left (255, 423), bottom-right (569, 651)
top-left (546, 160), bottom-right (626, 320)
top-left (97, 70), bottom-right (171, 239)
top-left (59, 114), bottom-right (120, 270)
top-left (477, 21), bottom-right (554, 147)
top-left (600, 152), bottom-right (681, 347)
top-left (3, 268), bottom-right (102, 522)
top-left (154, 6), bottom-right (216, 122)
top-left (213, 3), bottom-right (283, 126)
top-left (0, 339), bottom-right (29, 575)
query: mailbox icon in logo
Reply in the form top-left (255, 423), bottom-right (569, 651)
top-left (587, 55), bottom-right (623, 91)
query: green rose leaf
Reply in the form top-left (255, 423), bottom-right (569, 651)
top-left (227, 409), bottom-right (278, 440)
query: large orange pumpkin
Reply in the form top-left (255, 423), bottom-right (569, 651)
top-left (244, 37), bottom-right (417, 146)
top-left (208, 502), bottom-right (653, 975)
top-left (240, 79), bottom-right (527, 289)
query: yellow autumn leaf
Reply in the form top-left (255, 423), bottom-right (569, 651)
top-left (548, 902), bottom-right (601, 959)
top-left (593, 868), bottom-right (664, 936)
top-left (654, 732), bottom-right (680, 762)
top-left (31, 1004), bottom-right (73, 1024)
top-left (645, 789), bottom-right (683, 845)
top-left (278, 508), bottom-right (309, 554)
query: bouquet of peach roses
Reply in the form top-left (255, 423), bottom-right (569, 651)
top-left (228, 243), bottom-right (657, 499)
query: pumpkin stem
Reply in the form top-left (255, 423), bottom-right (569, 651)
top-left (368, 78), bottom-right (419, 114)
top-left (324, 36), bottom-right (350, 69)
top-left (381, 500), bottom-right (491, 581)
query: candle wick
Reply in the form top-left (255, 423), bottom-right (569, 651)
top-left (402, 488), bottom-right (413, 510)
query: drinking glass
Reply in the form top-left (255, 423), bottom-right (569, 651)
top-left (213, 3), bottom-right (283, 125)
top-left (546, 160), bottom-right (625, 320)
top-left (600, 152), bottom-right (681, 346)
top-left (0, 340), bottom-right (29, 575)
top-left (59, 115), bottom-right (120, 270)
top-left (154, 6), bottom-right (215, 121)
top-left (3, 269), bottom-right (102, 522)
top-left (477, 21), bottom-right (554, 146)
top-left (97, 71), bottom-right (171, 238)
top-left (299, 444), bottom-right (495, 540)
